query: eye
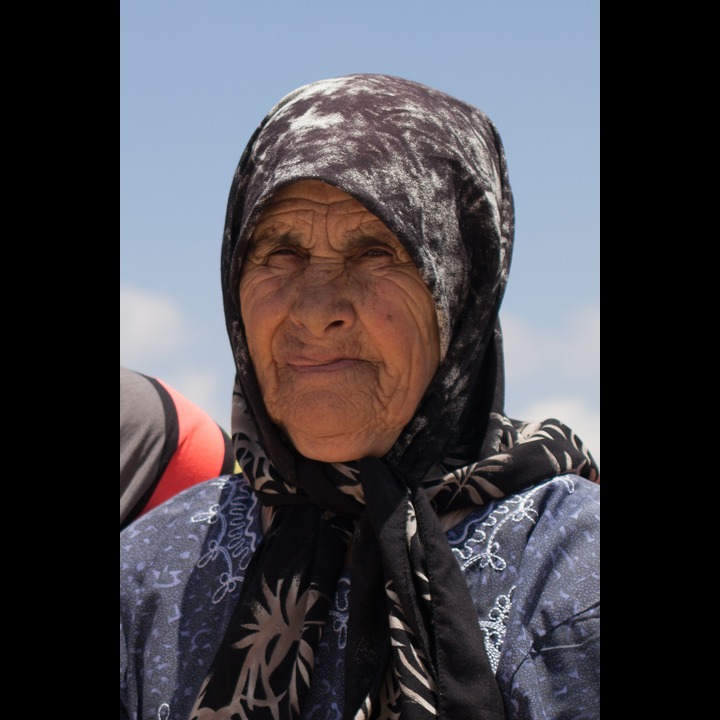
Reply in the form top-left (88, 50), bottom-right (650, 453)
top-left (265, 246), bottom-right (307, 268)
top-left (269, 247), bottom-right (302, 256)
top-left (352, 246), bottom-right (397, 268)
top-left (360, 247), bottom-right (394, 258)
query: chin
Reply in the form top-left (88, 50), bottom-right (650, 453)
top-left (286, 431), bottom-right (393, 464)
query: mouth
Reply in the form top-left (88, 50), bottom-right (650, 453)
top-left (287, 357), bottom-right (361, 373)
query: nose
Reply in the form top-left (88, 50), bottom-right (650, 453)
top-left (288, 265), bottom-right (357, 336)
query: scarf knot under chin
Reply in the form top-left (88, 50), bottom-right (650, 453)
top-left (189, 456), bottom-right (508, 720)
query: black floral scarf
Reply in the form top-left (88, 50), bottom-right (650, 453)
top-left (190, 74), bottom-right (599, 720)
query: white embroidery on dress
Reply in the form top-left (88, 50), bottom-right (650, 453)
top-left (157, 702), bottom-right (170, 720)
top-left (327, 575), bottom-right (351, 649)
top-left (478, 587), bottom-right (515, 673)
top-left (452, 475), bottom-right (575, 571)
top-left (190, 478), bottom-right (261, 603)
top-left (449, 476), bottom-right (576, 668)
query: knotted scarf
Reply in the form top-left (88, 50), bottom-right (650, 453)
top-left (190, 74), bottom-right (599, 720)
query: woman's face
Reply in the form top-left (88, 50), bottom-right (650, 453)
top-left (239, 180), bottom-right (441, 462)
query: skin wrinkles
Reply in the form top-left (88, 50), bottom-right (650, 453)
top-left (239, 180), bottom-right (441, 462)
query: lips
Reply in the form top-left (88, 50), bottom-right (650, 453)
top-left (285, 356), bottom-right (361, 373)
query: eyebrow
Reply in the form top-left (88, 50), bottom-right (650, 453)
top-left (248, 230), bottom-right (300, 248)
top-left (344, 229), bottom-right (400, 250)
top-left (248, 227), bottom-right (401, 252)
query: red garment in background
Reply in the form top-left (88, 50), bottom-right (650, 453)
top-left (120, 367), bottom-right (237, 529)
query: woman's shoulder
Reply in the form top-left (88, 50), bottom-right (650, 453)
top-left (447, 474), bottom-right (599, 673)
top-left (489, 475), bottom-right (600, 718)
top-left (122, 472), bottom-right (256, 533)
top-left (449, 473), bottom-right (599, 561)
top-left (120, 474), bottom-right (264, 719)
top-left (120, 473), bottom-right (264, 598)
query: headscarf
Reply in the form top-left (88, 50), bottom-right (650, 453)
top-left (191, 73), bottom-right (599, 720)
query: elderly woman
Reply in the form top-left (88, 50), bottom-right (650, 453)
top-left (120, 74), bottom-right (600, 720)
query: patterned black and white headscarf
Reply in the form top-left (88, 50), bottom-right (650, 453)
top-left (191, 74), bottom-right (599, 720)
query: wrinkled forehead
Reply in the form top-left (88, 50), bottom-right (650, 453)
top-left (248, 180), bottom-right (408, 253)
top-left (250, 180), bottom-right (383, 231)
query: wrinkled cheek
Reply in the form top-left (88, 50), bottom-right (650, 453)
top-left (255, 369), bottom-right (290, 431)
top-left (376, 342), bottom-right (438, 426)
top-left (241, 307), bottom-right (283, 406)
top-left (240, 274), bottom-right (295, 331)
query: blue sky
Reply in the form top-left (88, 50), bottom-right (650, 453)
top-left (120, 0), bottom-right (600, 462)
